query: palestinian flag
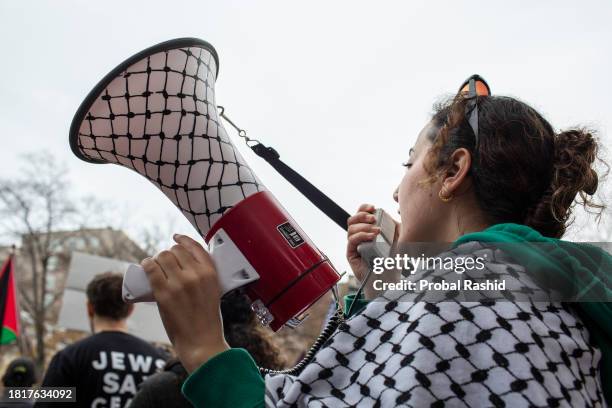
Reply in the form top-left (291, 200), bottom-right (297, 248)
top-left (0, 255), bottom-right (19, 344)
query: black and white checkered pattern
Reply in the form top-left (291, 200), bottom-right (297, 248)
top-left (265, 242), bottom-right (606, 407)
top-left (71, 40), bottom-right (264, 236)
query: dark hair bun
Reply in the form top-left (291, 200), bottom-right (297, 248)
top-left (525, 128), bottom-right (602, 237)
top-left (554, 129), bottom-right (599, 196)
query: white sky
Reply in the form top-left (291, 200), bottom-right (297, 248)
top-left (1, 0), bottom-right (611, 275)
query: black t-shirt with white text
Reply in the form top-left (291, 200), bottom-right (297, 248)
top-left (35, 331), bottom-right (166, 408)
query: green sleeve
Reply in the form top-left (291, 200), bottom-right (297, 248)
top-left (181, 348), bottom-right (265, 408)
top-left (344, 293), bottom-right (369, 317)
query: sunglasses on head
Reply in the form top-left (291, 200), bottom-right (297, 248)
top-left (457, 74), bottom-right (491, 149)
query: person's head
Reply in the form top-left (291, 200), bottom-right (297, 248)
top-left (220, 290), bottom-right (284, 369)
top-left (394, 85), bottom-right (604, 243)
top-left (86, 272), bottom-right (134, 329)
top-left (2, 357), bottom-right (36, 388)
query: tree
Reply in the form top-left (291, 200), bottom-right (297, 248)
top-left (0, 151), bottom-right (178, 369)
top-left (0, 151), bottom-right (76, 368)
top-left (135, 218), bottom-right (178, 256)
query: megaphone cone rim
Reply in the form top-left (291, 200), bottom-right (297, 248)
top-left (69, 37), bottom-right (220, 164)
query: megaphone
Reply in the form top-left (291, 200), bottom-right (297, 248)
top-left (69, 38), bottom-right (340, 331)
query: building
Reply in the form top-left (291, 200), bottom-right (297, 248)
top-left (17, 227), bottom-right (148, 325)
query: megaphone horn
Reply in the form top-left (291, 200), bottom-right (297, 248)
top-left (70, 38), bottom-right (340, 331)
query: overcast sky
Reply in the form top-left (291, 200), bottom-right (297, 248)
top-left (1, 0), bottom-right (611, 274)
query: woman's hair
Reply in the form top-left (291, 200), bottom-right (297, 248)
top-left (220, 290), bottom-right (285, 369)
top-left (426, 94), bottom-right (605, 238)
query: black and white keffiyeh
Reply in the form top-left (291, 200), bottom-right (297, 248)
top-left (264, 242), bottom-right (606, 407)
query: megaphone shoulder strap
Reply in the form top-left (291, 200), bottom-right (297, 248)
top-left (250, 143), bottom-right (350, 231)
top-left (218, 106), bottom-right (350, 231)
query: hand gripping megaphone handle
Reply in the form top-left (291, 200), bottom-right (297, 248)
top-left (122, 228), bottom-right (260, 303)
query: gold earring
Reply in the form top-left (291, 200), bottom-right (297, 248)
top-left (439, 189), bottom-right (453, 202)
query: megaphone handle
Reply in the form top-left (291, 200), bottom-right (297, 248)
top-left (122, 264), bottom-right (155, 303)
top-left (122, 229), bottom-right (260, 303)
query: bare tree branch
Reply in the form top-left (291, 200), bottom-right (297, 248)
top-left (0, 150), bottom-right (152, 368)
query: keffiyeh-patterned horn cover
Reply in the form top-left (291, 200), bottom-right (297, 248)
top-left (69, 38), bottom-right (263, 234)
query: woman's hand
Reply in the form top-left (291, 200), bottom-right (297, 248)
top-left (347, 204), bottom-right (402, 299)
top-left (141, 234), bottom-right (229, 373)
top-left (346, 204), bottom-right (381, 299)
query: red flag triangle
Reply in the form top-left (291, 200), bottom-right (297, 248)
top-left (0, 255), bottom-right (19, 344)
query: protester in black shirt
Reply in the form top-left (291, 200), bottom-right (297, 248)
top-left (35, 272), bottom-right (166, 408)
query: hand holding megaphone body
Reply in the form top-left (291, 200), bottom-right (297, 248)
top-left (70, 38), bottom-right (340, 331)
top-left (122, 227), bottom-right (259, 304)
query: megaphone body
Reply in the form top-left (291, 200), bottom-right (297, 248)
top-left (70, 38), bottom-right (340, 331)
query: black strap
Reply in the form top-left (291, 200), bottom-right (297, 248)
top-left (250, 143), bottom-right (350, 231)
